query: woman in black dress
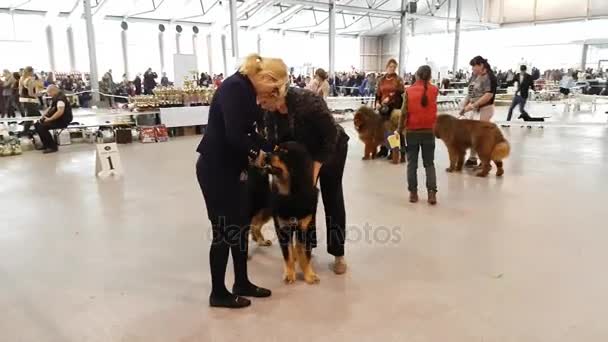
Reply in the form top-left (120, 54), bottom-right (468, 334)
top-left (258, 86), bottom-right (350, 275)
top-left (196, 54), bottom-right (288, 309)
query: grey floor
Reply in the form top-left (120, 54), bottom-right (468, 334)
top-left (1, 103), bottom-right (608, 342)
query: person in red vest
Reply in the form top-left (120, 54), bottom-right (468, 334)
top-left (400, 65), bottom-right (439, 205)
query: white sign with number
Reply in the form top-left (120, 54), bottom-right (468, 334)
top-left (95, 143), bottom-right (123, 178)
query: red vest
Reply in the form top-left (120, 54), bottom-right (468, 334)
top-left (405, 80), bottom-right (438, 130)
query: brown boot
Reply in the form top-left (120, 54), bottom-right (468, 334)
top-left (409, 191), bottom-right (418, 203)
top-left (390, 147), bottom-right (399, 164)
top-left (428, 191), bottom-right (437, 205)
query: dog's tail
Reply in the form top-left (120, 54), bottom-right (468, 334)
top-left (491, 141), bottom-right (510, 161)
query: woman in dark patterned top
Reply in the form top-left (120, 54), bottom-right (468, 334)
top-left (258, 86), bottom-right (350, 275)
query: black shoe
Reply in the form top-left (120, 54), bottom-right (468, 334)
top-left (209, 294), bottom-right (251, 309)
top-left (464, 159), bottom-right (478, 168)
top-left (43, 148), bottom-right (58, 154)
top-left (377, 145), bottom-right (388, 158)
top-left (232, 284), bottom-right (272, 298)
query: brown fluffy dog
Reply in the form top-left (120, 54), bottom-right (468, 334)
top-left (434, 114), bottom-right (510, 177)
top-left (353, 106), bottom-right (385, 160)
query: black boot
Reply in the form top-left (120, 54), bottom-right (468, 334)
top-left (377, 145), bottom-right (388, 158)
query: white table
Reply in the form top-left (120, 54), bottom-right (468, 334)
top-left (159, 106), bottom-right (209, 128)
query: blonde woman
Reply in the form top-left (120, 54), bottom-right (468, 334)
top-left (196, 54), bottom-right (288, 309)
top-left (307, 68), bottom-right (330, 99)
top-left (19, 66), bottom-right (41, 134)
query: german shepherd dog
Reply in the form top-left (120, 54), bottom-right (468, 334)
top-left (434, 114), bottom-right (510, 177)
top-left (249, 141), bottom-right (320, 284)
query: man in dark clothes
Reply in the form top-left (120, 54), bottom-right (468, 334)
top-left (133, 74), bottom-right (142, 95)
top-left (507, 65), bottom-right (536, 121)
top-left (143, 68), bottom-right (157, 95)
top-left (34, 85), bottom-right (73, 154)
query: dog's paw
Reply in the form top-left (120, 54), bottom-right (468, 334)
top-left (283, 271), bottom-right (296, 284)
top-left (304, 272), bottom-right (320, 285)
top-left (445, 168), bottom-right (454, 173)
top-left (496, 169), bottom-right (504, 177)
top-left (476, 171), bottom-right (489, 178)
top-left (362, 156), bottom-right (370, 160)
top-left (257, 239), bottom-right (272, 247)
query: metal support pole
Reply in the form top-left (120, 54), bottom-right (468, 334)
top-left (446, 0), bottom-right (451, 33)
top-left (175, 33), bottom-right (181, 54)
top-left (328, 0), bottom-right (336, 77)
top-left (581, 44), bottom-right (589, 70)
top-left (398, 0), bottom-right (407, 76)
top-left (229, 0), bottom-right (239, 58)
top-left (45, 25), bottom-right (56, 72)
top-left (66, 26), bottom-right (76, 71)
top-left (121, 29), bottom-right (129, 79)
top-left (83, 0), bottom-right (100, 103)
top-left (158, 32), bottom-right (165, 73)
top-left (192, 34), bottom-right (198, 57)
top-left (452, 0), bottom-right (462, 73)
top-left (256, 34), bottom-right (261, 54)
top-left (221, 34), bottom-right (228, 76)
top-left (206, 34), bottom-right (213, 73)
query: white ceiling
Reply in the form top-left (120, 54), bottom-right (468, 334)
top-left (0, 0), bottom-right (607, 36)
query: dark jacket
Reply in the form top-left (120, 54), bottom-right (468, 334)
top-left (133, 76), bottom-right (142, 95)
top-left (47, 92), bottom-right (73, 126)
top-left (513, 72), bottom-right (535, 99)
top-left (262, 87), bottom-right (348, 163)
top-left (196, 72), bottom-right (266, 172)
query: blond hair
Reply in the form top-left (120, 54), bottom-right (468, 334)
top-left (239, 54), bottom-right (288, 97)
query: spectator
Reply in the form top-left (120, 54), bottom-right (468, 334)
top-left (307, 68), bottom-right (330, 99)
top-left (161, 72), bottom-right (169, 87)
top-left (19, 66), bottom-right (41, 135)
top-left (133, 74), bottom-right (142, 95)
top-left (2, 70), bottom-right (17, 118)
top-left (143, 68), bottom-right (158, 94)
top-left (34, 85), bottom-right (73, 154)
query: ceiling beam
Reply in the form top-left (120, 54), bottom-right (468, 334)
top-left (249, 4), bottom-right (304, 30)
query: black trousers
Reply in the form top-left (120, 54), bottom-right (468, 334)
top-left (35, 120), bottom-right (68, 150)
top-left (196, 156), bottom-right (252, 297)
top-left (507, 95), bottom-right (528, 121)
top-left (309, 140), bottom-right (348, 257)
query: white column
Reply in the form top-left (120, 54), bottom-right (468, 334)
top-left (229, 0), bottom-right (239, 58)
top-left (221, 34), bottom-right (228, 76)
top-left (206, 34), bottom-right (213, 73)
top-left (66, 26), bottom-right (76, 71)
top-left (256, 34), bottom-right (262, 54)
top-left (175, 33), bottom-right (181, 54)
top-left (83, 0), bottom-right (100, 103)
top-left (45, 25), bottom-right (56, 72)
top-left (581, 44), bottom-right (589, 71)
top-left (452, 0), bottom-right (462, 73)
top-left (398, 0), bottom-right (408, 76)
top-left (192, 34), bottom-right (198, 57)
top-left (446, 0), bottom-right (451, 33)
top-left (328, 0), bottom-right (336, 77)
top-left (159, 32), bottom-right (165, 73)
top-left (121, 29), bottom-right (129, 79)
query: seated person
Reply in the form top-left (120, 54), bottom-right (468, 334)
top-left (34, 85), bottom-right (73, 154)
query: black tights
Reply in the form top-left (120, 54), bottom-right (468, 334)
top-left (209, 217), bottom-right (251, 297)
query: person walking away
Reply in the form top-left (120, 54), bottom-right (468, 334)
top-left (507, 65), bottom-right (535, 121)
top-left (19, 66), bottom-right (40, 135)
top-left (459, 56), bottom-right (497, 168)
top-left (133, 74), bottom-right (142, 95)
top-left (401, 65), bottom-right (438, 205)
top-left (143, 68), bottom-right (157, 95)
top-left (307, 68), bottom-right (330, 99)
top-left (34, 85), bottom-right (73, 154)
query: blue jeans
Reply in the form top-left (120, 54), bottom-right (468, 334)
top-left (507, 95), bottom-right (528, 121)
top-left (406, 131), bottom-right (437, 192)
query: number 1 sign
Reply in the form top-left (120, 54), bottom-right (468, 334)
top-left (95, 143), bottom-right (124, 178)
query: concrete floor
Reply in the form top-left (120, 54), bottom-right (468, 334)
top-left (1, 105), bottom-right (608, 342)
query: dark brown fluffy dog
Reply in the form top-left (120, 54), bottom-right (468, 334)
top-left (434, 114), bottom-right (510, 177)
top-left (353, 106), bottom-right (385, 160)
